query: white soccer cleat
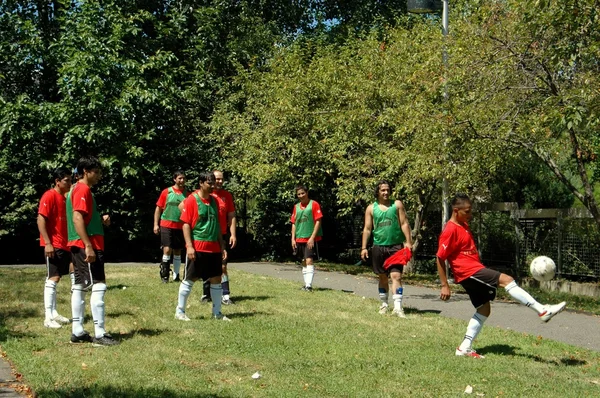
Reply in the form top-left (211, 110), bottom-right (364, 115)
top-left (392, 308), bottom-right (406, 318)
top-left (455, 347), bottom-right (485, 359)
top-left (213, 313), bottom-right (231, 322)
top-left (378, 303), bottom-right (389, 315)
top-left (52, 314), bottom-right (70, 324)
top-left (44, 319), bottom-right (62, 329)
top-left (175, 313), bottom-right (191, 322)
top-left (539, 301), bottom-right (566, 323)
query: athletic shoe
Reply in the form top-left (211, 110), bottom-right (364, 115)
top-left (173, 274), bottom-right (181, 282)
top-left (222, 298), bottom-right (234, 305)
top-left (212, 313), bottom-right (231, 322)
top-left (455, 347), bottom-right (485, 358)
top-left (44, 319), bottom-right (62, 329)
top-left (52, 314), bottom-right (70, 324)
top-left (175, 313), bottom-right (191, 321)
top-left (392, 308), bottom-right (406, 318)
top-left (161, 277), bottom-right (169, 283)
top-left (378, 303), bottom-right (389, 315)
top-left (70, 331), bottom-right (93, 344)
top-left (539, 301), bottom-right (567, 323)
top-left (301, 286), bottom-right (313, 292)
top-left (92, 333), bottom-right (120, 347)
top-left (200, 295), bottom-right (212, 303)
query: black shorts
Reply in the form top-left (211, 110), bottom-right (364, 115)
top-left (71, 247), bottom-right (105, 288)
top-left (45, 248), bottom-right (71, 278)
top-left (160, 227), bottom-right (185, 250)
top-left (372, 245), bottom-right (404, 275)
top-left (459, 268), bottom-right (501, 309)
top-left (184, 252), bottom-right (222, 281)
top-left (296, 242), bottom-right (319, 261)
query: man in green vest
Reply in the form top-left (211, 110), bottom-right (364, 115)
top-left (154, 170), bottom-right (188, 282)
top-left (67, 156), bottom-right (118, 346)
top-left (291, 184), bottom-right (323, 291)
top-left (361, 180), bottom-right (413, 317)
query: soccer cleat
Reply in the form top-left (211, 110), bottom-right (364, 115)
top-left (173, 274), bottom-right (181, 282)
top-left (70, 331), bottom-right (93, 344)
top-left (92, 333), bottom-right (120, 347)
top-left (378, 303), bottom-right (389, 315)
top-left (175, 313), bottom-right (191, 321)
top-left (44, 319), bottom-right (62, 329)
top-left (539, 301), bottom-right (566, 323)
top-left (222, 298), bottom-right (234, 305)
top-left (52, 314), bottom-right (71, 324)
top-left (159, 262), bottom-right (170, 283)
top-left (392, 308), bottom-right (406, 318)
top-left (301, 286), bottom-right (313, 292)
top-left (455, 347), bottom-right (485, 358)
top-left (213, 313), bottom-right (232, 322)
top-left (200, 295), bottom-right (212, 303)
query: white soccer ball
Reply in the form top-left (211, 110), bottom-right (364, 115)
top-left (530, 256), bottom-right (556, 282)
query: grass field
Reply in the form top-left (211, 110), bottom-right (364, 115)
top-left (1, 265), bottom-right (599, 397)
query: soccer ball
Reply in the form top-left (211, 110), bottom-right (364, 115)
top-left (530, 256), bottom-right (556, 282)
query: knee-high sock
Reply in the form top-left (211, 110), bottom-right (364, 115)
top-left (222, 274), bottom-right (230, 296)
top-left (173, 255), bottom-right (181, 277)
top-left (211, 284), bottom-right (223, 316)
top-left (162, 254), bottom-right (170, 263)
top-left (44, 279), bottom-right (57, 320)
top-left (378, 287), bottom-right (388, 304)
top-left (71, 284), bottom-right (86, 336)
top-left (393, 286), bottom-right (404, 311)
top-left (91, 283), bottom-right (107, 338)
top-left (177, 280), bottom-right (194, 314)
top-left (302, 265), bottom-right (315, 287)
top-left (459, 313), bottom-right (488, 351)
top-left (505, 281), bottom-right (544, 313)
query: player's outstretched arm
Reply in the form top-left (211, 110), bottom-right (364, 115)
top-left (436, 256), bottom-right (451, 301)
top-left (361, 205), bottom-right (374, 261)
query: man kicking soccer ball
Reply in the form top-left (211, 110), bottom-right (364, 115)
top-left (436, 193), bottom-right (566, 359)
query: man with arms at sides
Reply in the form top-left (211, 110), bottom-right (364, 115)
top-left (67, 156), bottom-right (118, 346)
top-left (154, 170), bottom-right (188, 282)
top-left (291, 185), bottom-right (323, 292)
top-left (361, 180), bottom-right (413, 317)
top-left (38, 167), bottom-right (72, 328)
top-left (437, 193), bottom-right (566, 358)
top-left (176, 172), bottom-right (230, 321)
top-left (202, 170), bottom-right (237, 304)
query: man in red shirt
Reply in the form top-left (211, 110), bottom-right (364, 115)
top-left (67, 156), bottom-right (118, 346)
top-left (154, 170), bottom-right (188, 282)
top-left (37, 167), bottom-right (72, 329)
top-left (202, 170), bottom-right (237, 304)
top-left (291, 184), bottom-right (323, 291)
top-left (436, 193), bottom-right (566, 359)
top-left (176, 172), bottom-right (229, 321)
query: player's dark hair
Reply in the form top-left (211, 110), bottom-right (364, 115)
top-left (198, 172), bottom-right (215, 185)
top-left (172, 169), bottom-right (185, 179)
top-left (53, 167), bottom-right (71, 183)
top-left (451, 193), bottom-right (471, 207)
top-left (295, 184), bottom-right (307, 193)
top-left (77, 156), bottom-right (101, 174)
top-left (374, 180), bottom-right (391, 198)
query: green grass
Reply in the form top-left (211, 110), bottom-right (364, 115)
top-left (1, 265), bottom-right (599, 397)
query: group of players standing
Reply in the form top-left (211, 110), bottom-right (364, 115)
top-left (38, 160), bottom-right (567, 355)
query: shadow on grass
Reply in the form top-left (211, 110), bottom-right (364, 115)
top-left (405, 308), bottom-right (441, 315)
top-left (0, 308), bottom-right (39, 342)
top-left (219, 311), bottom-right (270, 319)
top-left (478, 344), bottom-right (588, 366)
top-left (32, 385), bottom-right (234, 398)
top-left (107, 284), bottom-right (129, 291)
top-left (226, 295), bottom-right (272, 303)
top-left (117, 328), bottom-right (165, 340)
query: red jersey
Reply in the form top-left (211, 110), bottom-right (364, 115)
top-left (290, 201), bottom-right (323, 243)
top-left (156, 186), bottom-right (187, 229)
top-left (38, 189), bottom-right (68, 250)
top-left (211, 189), bottom-right (235, 235)
top-left (180, 193), bottom-right (221, 253)
top-left (436, 221), bottom-right (484, 283)
top-left (68, 183), bottom-right (104, 251)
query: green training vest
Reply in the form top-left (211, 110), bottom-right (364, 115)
top-left (161, 187), bottom-right (187, 222)
top-left (294, 200), bottom-right (323, 239)
top-left (192, 194), bottom-right (220, 243)
top-left (372, 201), bottom-right (404, 246)
top-left (66, 187), bottom-right (104, 241)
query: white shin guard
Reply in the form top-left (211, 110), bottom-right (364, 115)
top-left (71, 284), bottom-right (86, 336)
top-left (90, 283), bottom-right (107, 338)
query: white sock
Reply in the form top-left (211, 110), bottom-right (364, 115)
top-left (69, 272), bottom-right (75, 286)
top-left (459, 313), bottom-right (488, 351)
top-left (302, 265), bottom-right (315, 287)
top-left (90, 283), bottom-right (107, 338)
top-left (71, 285), bottom-right (86, 336)
top-left (392, 294), bottom-right (403, 311)
top-left (211, 284), bottom-right (223, 316)
top-left (177, 280), bottom-right (194, 314)
top-left (162, 254), bottom-right (170, 263)
top-left (44, 280), bottom-right (57, 320)
top-left (378, 288), bottom-right (388, 304)
top-left (173, 255), bottom-right (181, 277)
top-left (505, 281), bottom-right (544, 313)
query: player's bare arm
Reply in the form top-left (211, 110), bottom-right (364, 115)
top-left (37, 214), bottom-right (54, 258)
top-left (153, 206), bottom-right (162, 234)
top-left (291, 223), bottom-right (297, 250)
top-left (395, 200), bottom-right (413, 250)
top-left (436, 256), bottom-right (451, 301)
top-left (361, 205), bottom-right (374, 261)
top-left (183, 223), bottom-right (195, 261)
top-left (73, 210), bottom-right (96, 263)
top-left (102, 214), bottom-right (111, 226)
top-left (218, 232), bottom-right (228, 262)
top-left (228, 211), bottom-right (237, 248)
top-left (307, 219), bottom-right (321, 250)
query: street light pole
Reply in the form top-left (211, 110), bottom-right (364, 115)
top-left (441, 0), bottom-right (450, 228)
